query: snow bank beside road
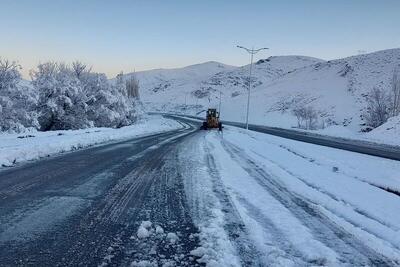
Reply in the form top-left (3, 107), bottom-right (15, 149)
top-left (367, 115), bottom-right (400, 147)
top-left (0, 115), bottom-right (183, 167)
top-left (173, 120), bottom-right (400, 265)
top-left (209, 126), bottom-right (400, 262)
top-left (307, 121), bottom-right (400, 148)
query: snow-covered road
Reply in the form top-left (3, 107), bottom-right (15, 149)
top-left (0, 118), bottom-right (399, 266)
top-left (178, 126), bottom-right (400, 266)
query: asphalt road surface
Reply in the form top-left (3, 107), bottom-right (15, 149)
top-left (0, 117), bottom-right (398, 266)
top-left (0, 119), bottom-right (203, 267)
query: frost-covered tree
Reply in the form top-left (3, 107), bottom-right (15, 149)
top-left (363, 87), bottom-right (390, 129)
top-left (72, 61), bottom-right (91, 80)
top-left (85, 72), bottom-right (118, 127)
top-left (0, 59), bottom-right (21, 91)
top-left (84, 71), bottom-right (139, 128)
top-left (126, 73), bottom-right (140, 99)
top-left (108, 71), bottom-right (138, 127)
top-left (2, 59), bottom-right (141, 132)
top-left (31, 62), bottom-right (91, 131)
top-left (391, 67), bottom-right (400, 117)
top-left (362, 68), bottom-right (400, 130)
top-left (115, 72), bottom-right (127, 96)
top-left (292, 105), bottom-right (319, 130)
top-left (0, 58), bottom-right (38, 132)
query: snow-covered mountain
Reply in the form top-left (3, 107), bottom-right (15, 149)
top-left (123, 61), bottom-right (236, 100)
top-left (249, 48), bottom-right (400, 131)
top-left (129, 48), bottom-right (400, 133)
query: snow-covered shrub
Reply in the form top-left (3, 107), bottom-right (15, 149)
top-left (362, 67), bottom-right (400, 130)
top-left (0, 85), bottom-right (39, 132)
top-left (0, 58), bottom-right (38, 132)
top-left (1, 59), bottom-right (141, 132)
top-left (84, 71), bottom-right (139, 128)
top-left (363, 87), bottom-right (390, 129)
top-left (292, 105), bottom-right (320, 130)
top-left (110, 72), bottom-right (138, 127)
top-left (269, 94), bottom-right (318, 114)
top-left (31, 62), bottom-right (91, 131)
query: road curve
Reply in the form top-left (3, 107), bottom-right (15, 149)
top-left (0, 118), bottom-right (203, 267)
top-left (171, 114), bottom-right (400, 161)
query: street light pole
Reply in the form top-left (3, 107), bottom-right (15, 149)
top-left (184, 92), bottom-right (187, 115)
top-left (246, 51), bottom-right (254, 130)
top-left (237, 45), bottom-right (268, 130)
top-left (218, 91), bottom-right (222, 116)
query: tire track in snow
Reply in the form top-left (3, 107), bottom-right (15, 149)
top-left (51, 131), bottom-right (189, 266)
top-left (119, 148), bottom-right (203, 267)
top-left (203, 140), bottom-right (270, 267)
top-left (0, 129), bottom-right (185, 203)
top-left (248, 148), bottom-right (400, 250)
top-left (244, 132), bottom-right (400, 200)
top-left (221, 140), bottom-right (397, 267)
top-left (60, 123), bottom-right (201, 267)
top-left (0, 120), bottom-right (202, 266)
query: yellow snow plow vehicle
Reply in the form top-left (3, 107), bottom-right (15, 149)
top-left (201, 108), bottom-right (222, 131)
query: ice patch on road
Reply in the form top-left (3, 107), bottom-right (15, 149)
top-left (97, 143), bottom-right (133, 153)
top-left (0, 196), bottom-right (87, 242)
top-left (68, 171), bottom-right (114, 199)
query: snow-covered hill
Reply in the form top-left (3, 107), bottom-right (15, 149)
top-left (123, 61), bottom-right (235, 102)
top-left (130, 49), bottom-right (400, 135)
top-left (246, 48), bottom-right (400, 131)
top-left (367, 115), bottom-right (400, 146)
top-left (132, 56), bottom-right (322, 107)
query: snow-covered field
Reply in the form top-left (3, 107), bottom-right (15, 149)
top-left (180, 126), bottom-right (400, 266)
top-left (0, 115), bottom-right (183, 167)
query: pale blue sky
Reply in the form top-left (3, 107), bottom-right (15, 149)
top-left (1, 0), bottom-right (399, 78)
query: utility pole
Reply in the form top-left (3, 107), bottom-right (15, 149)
top-left (218, 91), bottom-right (222, 117)
top-left (184, 93), bottom-right (187, 115)
top-left (237, 45), bottom-right (268, 130)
